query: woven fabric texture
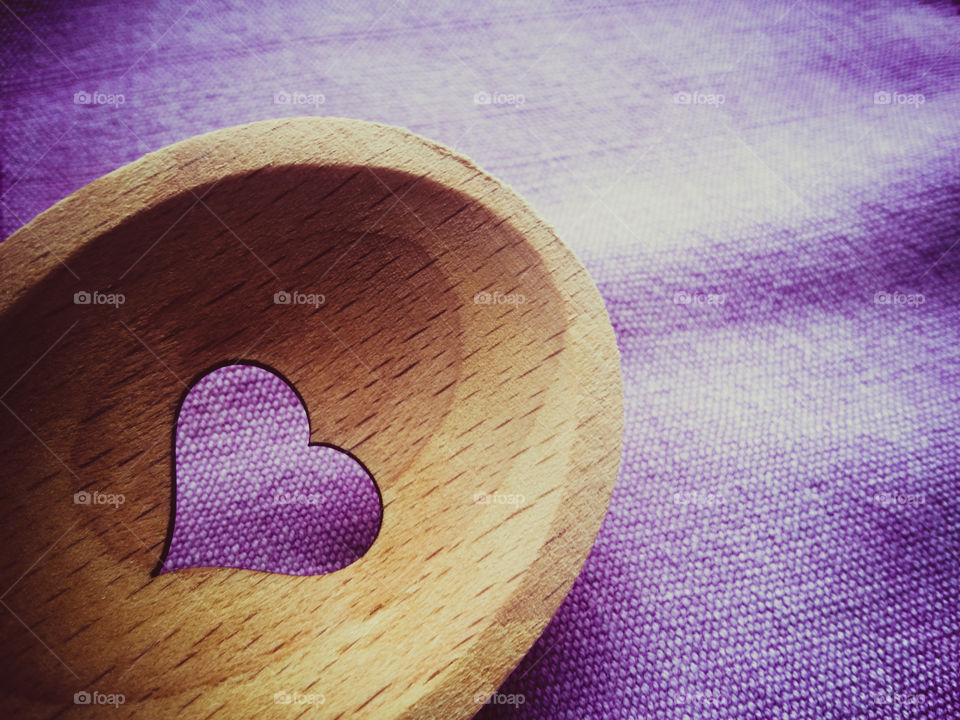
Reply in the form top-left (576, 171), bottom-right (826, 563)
top-left (2, 1), bottom-right (958, 718)
top-left (163, 364), bottom-right (381, 575)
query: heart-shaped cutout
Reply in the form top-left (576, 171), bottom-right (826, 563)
top-left (158, 363), bottom-right (381, 576)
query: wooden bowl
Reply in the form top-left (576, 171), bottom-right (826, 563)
top-left (0, 118), bottom-right (622, 719)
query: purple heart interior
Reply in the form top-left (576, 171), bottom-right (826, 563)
top-left (159, 363), bottom-right (382, 576)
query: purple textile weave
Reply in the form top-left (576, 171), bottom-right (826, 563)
top-left (161, 363), bottom-right (381, 575)
top-left (2, 1), bottom-right (959, 718)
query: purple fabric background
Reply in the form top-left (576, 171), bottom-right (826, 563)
top-left (2, 1), bottom-right (959, 718)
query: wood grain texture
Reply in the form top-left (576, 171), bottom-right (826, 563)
top-left (0, 117), bottom-right (622, 719)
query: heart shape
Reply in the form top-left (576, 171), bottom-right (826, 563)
top-left (159, 363), bottom-right (381, 575)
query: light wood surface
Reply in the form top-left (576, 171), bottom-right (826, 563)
top-left (0, 117), bottom-right (622, 719)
